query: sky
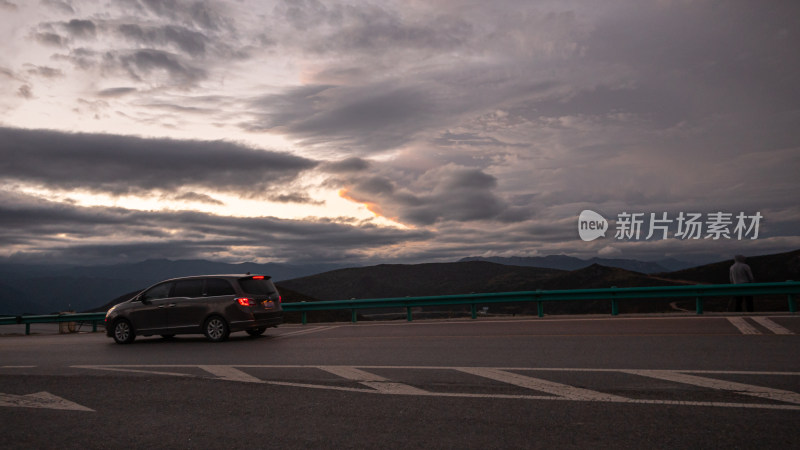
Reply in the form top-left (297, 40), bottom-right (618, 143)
top-left (0, 0), bottom-right (798, 267)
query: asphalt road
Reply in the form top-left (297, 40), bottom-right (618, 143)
top-left (1, 314), bottom-right (799, 449)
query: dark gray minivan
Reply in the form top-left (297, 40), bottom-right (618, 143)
top-left (105, 274), bottom-right (282, 344)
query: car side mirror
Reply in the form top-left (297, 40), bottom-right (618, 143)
top-left (141, 297), bottom-right (151, 305)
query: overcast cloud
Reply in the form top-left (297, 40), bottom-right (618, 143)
top-left (0, 0), bottom-right (798, 266)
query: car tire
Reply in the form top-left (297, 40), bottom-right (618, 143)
top-left (203, 316), bottom-right (229, 342)
top-left (246, 327), bottom-right (267, 337)
top-left (112, 319), bottom-right (135, 344)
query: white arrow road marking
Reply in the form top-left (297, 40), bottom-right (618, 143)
top-left (0, 392), bottom-right (93, 412)
top-left (751, 317), bottom-right (794, 335)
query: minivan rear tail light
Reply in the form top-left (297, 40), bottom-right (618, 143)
top-left (252, 276), bottom-right (265, 280)
top-left (237, 297), bottom-right (255, 306)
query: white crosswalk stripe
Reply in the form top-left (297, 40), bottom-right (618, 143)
top-left (728, 317), bottom-right (761, 334)
top-left (751, 317), bottom-right (794, 335)
top-left (728, 316), bottom-right (795, 335)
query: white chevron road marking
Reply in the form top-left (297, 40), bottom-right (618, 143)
top-left (73, 365), bottom-right (800, 410)
top-left (0, 391), bottom-right (93, 411)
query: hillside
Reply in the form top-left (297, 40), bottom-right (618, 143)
top-left (279, 261), bottom-right (693, 318)
top-left (2, 249), bottom-right (797, 316)
top-left (278, 249), bottom-right (800, 318)
top-left (658, 249), bottom-right (800, 284)
top-left (459, 255), bottom-right (696, 273)
top-left (277, 261), bottom-right (565, 300)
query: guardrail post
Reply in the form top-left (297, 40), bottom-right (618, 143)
top-left (537, 301), bottom-right (544, 318)
top-left (92, 321), bottom-right (98, 332)
top-left (610, 287), bottom-right (618, 316)
top-left (469, 304), bottom-right (476, 319)
top-left (351, 309), bottom-right (357, 323)
top-left (789, 294), bottom-right (796, 314)
top-left (301, 311), bottom-right (307, 325)
top-left (695, 297), bottom-right (704, 315)
top-left (25, 323), bottom-right (30, 335)
top-left (407, 307), bottom-right (413, 322)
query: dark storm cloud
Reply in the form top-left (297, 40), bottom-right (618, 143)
top-left (41, 0), bottom-right (74, 14)
top-left (97, 87), bottom-right (137, 97)
top-left (24, 65), bottom-right (64, 78)
top-left (0, 127), bottom-right (317, 195)
top-left (321, 157), bottom-right (370, 173)
top-left (0, 191), bottom-right (433, 265)
top-left (34, 32), bottom-right (65, 47)
top-left (247, 83), bottom-right (443, 151)
top-left (274, 0), bottom-right (472, 53)
top-left (116, 49), bottom-right (206, 84)
top-left (344, 166), bottom-right (525, 226)
top-left (117, 24), bottom-right (209, 56)
top-left (64, 19), bottom-right (96, 39)
top-left (270, 193), bottom-right (324, 205)
top-left (136, 0), bottom-right (229, 30)
top-left (169, 192), bottom-right (224, 205)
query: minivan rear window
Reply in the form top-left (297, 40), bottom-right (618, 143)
top-left (205, 278), bottom-right (235, 296)
top-left (238, 277), bottom-right (277, 296)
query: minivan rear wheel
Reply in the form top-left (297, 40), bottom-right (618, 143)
top-left (113, 319), bottom-right (135, 344)
top-left (203, 316), bottom-right (229, 342)
top-left (246, 326), bottom-right (267, 337)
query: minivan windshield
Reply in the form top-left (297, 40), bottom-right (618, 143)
top-left (238, 277), bottom-right (277, 296)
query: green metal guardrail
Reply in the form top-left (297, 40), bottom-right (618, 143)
top-left (0, 312), bottom-right (106, 335)
top-left (2, 282), bottom-right (798, 332)
top-left (281, 281), bottom-right (800, 325)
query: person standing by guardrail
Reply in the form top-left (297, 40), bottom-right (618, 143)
top-left (729, 255), bottom-right (755, 312)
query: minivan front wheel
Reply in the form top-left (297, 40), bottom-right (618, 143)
top-left (203, 316), bottom-right (229, 342)
top-left (113, 319), bottom-right (135, 344)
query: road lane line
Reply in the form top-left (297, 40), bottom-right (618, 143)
top-left (276, 326), bottom-right (338, 338)
top-left (751, 317), bottom-right (794, 335)
top-left (623, 370), bottom-right (800, 405)
top-left (456, 367), bottom-right (629, 402)
top-left (317, 366), bottom-right (428, 395)
top-left (727, 317), bottom-right (760, 334)
top-left (72, 365), bottom-right (198, 378)
top-left (198, 365), bottom-right (264, 383)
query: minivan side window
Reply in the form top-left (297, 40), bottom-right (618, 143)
top-left (205, 278), bottom-right (235, 296)
top-left (173, 279), bottom-right (204, 298)
top-left (141, 282), bottom-right (173, 301)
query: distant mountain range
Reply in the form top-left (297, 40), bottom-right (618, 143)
top-left (1, 250), bottom-right (798, 316)
top-left (0, 259), bottom-right (344, 315)
top-left (279, 249), bottom-right (800, 317)
top-left (458, 255), bottom-right (694, 273)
